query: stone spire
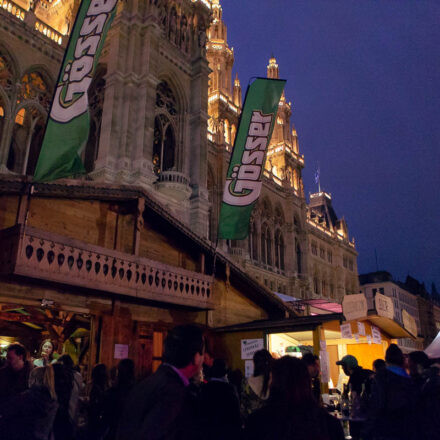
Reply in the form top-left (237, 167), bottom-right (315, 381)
top-left (267, 55), bottom-right (279, 79)
top-left (233, 73), bottom-right (242, 107)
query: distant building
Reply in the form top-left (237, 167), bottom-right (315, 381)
top-left (359, 271), bottom-right (423, 352)
top-left (403, 276), bottom-right (440, 347)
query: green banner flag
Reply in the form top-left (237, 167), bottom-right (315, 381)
top-left (218, 78), bottom-right (286, 240)
top-left (33, 0), bottom-right (118, 182)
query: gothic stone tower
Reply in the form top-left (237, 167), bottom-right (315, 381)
top-left (90, 0), bottom-right (212, 237)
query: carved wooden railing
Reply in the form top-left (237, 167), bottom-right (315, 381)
top-left (0, 225), bottom-right (214, 309)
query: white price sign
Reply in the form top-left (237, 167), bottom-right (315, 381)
top-left (241, 339), bottom-right (264, 360)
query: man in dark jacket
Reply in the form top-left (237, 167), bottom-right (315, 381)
top-left (199, 359), bottom-right (241, 440)
top-left (117, 325), bottom-right (205, 440)
top-left (365, 344), bottom-right (415, 440)
top-left (0, 343), bottom-right (32, 407)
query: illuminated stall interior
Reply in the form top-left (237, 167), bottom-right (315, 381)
top-left (268, 318), bottom-right (407, 389)
top-left (0, 301), bottom-right (91, 373)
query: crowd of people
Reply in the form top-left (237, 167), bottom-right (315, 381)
top-left (0, 325), bottom-right (439, 440)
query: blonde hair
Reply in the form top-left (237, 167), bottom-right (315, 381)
top-left (29, 365), bottom-right (57, 400)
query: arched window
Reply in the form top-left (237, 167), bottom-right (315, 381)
top-left (261, 223), bottom-right (272, 266)
top-left (295, 239), bottom-right (302, 274)
top-left (8, 105), bottom-right (45, 175)
top-left (6, 70), bottom-right (51, 175)
top-left (84, 66), bottom-right (106, 173)
top-left (275, 229), bottom-right (285, 271)
top-left (153, 81), bottom-right (178, 175)
top-left (249, 220), bottom-right (259, 262)
top-left (18, 71), bottom-right (51, 111)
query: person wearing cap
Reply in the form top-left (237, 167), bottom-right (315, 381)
top-left (336, 355), bottom-right (372, 440)
top-left (336, 355), bottom-right (372, 396)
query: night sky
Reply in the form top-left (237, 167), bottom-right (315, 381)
top-left (220, 0), bottom-right (440, 290)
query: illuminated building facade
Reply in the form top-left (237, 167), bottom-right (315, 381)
top-left (0, 0), bottom-right (359, 307)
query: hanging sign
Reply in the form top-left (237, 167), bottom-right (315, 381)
top-left (241, 338), bottom-right (264, 360)
top-left (319, 350), bottom-right (330, 383)
top-left (371, 326), bottom-right (382, 344)
top-left (114, 344), bottom-right (129, 359)
top-left (357, 321), bottom-right (366, 336)
top-left (218, 78), bottom-right (286, 239)
top-left (340, 323), bottom-right (353, 339)
top-left (402, 309), bottom-right (418, 337)
top-left (375, 293), bottom-right (394, 320)
top-left (342, 294), bottom-right (368, 321)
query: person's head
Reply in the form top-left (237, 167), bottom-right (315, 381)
top-left (117, 358), bottom-right (135, 386)
top-left (253, 349), bottom-right (273, 397)
top-left (302, 352), bottom-right (320, 379)
top-left (253, 349), bottom-right (273, 377)
top-left (336, 355), bottom-right (358, 376)
top-left (163, 325), bottom-right (204, 379)
top-left (57, 354), bottom-right (74, 369)
top-left (269, 356), bottom-right (313, 406)
top-left (373, 358), bottom-right (386, 373)
top-left (6, 343), bottom-right (27, 372)
top-left (408, 351), bottom-right (430, 377)
top-left (203, 350), bottom-right (214, 368)
top-left (385, 344), bottom-right (404, 367)
top-left (39, 339), bottom-right (54, 360)
top-left (210, 359), bottom-right (227, 379)
top-left (91, 363), bottom-right (108, 389)
top-left (29, 365), bottom-right (57, 400)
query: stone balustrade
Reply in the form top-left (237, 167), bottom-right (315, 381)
top-left (155, 171), bottom-right (192, 200)
top-left (35, 20), bottom-right (63, 45)
top-left (1, 0), bottom-right (25, 21)
top-left (0, 225), bottom-right (214, 309)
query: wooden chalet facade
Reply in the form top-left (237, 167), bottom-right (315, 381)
top-left (0, 177), bottom-right (292, 376)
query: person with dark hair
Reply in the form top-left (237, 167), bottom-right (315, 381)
top-left (57, 354), bottom-right (84, 432)
top-left (0, 365), bottom-right (59, 440)
top-left (365, 344), bottom-right (415, 440)
top-left (52, 361), bottom-right (75, 440)
top-left (408, 350), bottom-right (430, 385)
top-left (372, 358), bottom-right (386, 374)
top-left (0, 343), bottom-right (32, 406)
top-left (33, 339), bottom-right (56, 367)
top-left (87, 363), bottom-right (109, 439)
top-left (302, 352), bottom-right (321, 403)
top-left (102, 359), bottom-right (136, 440)
top-left (117, 324), bottom-right (205, 440)
top-left (202, 350), bottom-right (214, 381)
top-left (241, 349), bottom-right (273, 419)
top-left (409, 351), bottom-right (440, 438)
top-left (244, 356), bottom-right (344, 440)
top-left (199, 359), bottom-right (241, 440)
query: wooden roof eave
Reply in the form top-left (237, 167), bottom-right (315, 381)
top-left (0, 177), bottom-right (293, 319)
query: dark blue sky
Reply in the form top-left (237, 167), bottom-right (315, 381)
top-left (221, 0), bottom-right (440, 290)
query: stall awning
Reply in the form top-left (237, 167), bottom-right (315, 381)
top-left (214, 311), bottom-right (415, 340)
top-left (364, 312), bottom-right (415, 339)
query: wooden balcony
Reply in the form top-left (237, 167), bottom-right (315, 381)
top-left (0, 225), bottom-right (214, 309)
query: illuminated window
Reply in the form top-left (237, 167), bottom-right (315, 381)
top-left (18, 71), bottom-right (51, 110)
top-left (15, 108), bottom-right (25, 125)
top-left (0, 106), bottom-right (4, 117)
